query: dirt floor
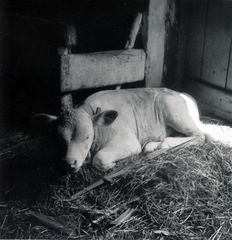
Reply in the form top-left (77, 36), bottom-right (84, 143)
top-left (0, 116), bottom-right (231, 239)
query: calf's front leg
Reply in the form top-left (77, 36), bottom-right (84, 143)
top-left (92, 147), bottom-right (118, 170)
top-left (92, 141), bottom-right (141, 170)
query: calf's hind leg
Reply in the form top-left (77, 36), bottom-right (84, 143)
top-left (160, 94), bottom-right (205, 149)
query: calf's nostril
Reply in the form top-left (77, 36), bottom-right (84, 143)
top-left (73, 159), bottom-right (77, 165)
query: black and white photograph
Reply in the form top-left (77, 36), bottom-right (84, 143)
top-left (0, 0), bottom-right (232, 239)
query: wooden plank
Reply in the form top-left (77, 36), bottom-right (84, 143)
top-left (60, 49), bottom-right (145, 92)
top-left (184, 0), bottom-right (207, 80)
top-left (175, 0), bottom-right (189, 90)
top-left (145, 0), bottom-right (167, 88)
top-left (226, 42), bottom-right (232, 91)
top-left (125, 12), bottom-right (143, 49)
top-left (165, 0), bottom-right (189, 91)
top-left (201, 1), bottom-right (232, 88)
top-left (184, 79), bottom-right (232, 123)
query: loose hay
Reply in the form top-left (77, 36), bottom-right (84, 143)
top-left (0, 118), bottom-right (231, 239)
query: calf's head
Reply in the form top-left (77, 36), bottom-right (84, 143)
top-left (32, 108), bottom-right (118, 172)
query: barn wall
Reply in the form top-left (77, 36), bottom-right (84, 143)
top-left (0, 0), bottom-right (149, 130)
top-left (183, 0), bottom-right (232, 122)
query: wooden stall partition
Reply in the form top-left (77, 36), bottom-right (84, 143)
top-left (60, 0), bottom-right (170, 110)
top-left (60, 49), bottom-right (146, 109)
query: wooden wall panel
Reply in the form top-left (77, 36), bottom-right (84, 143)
top-left (226, 46), bottom-right (232, 91)
top-left (184, 1), bottom-right (232, 122)
top-left (184, 0), bottom-right (207, 80)
top-left (184, 79), bottom-right (232, 123)
top-left (201, 1), bottom-right (232, 88)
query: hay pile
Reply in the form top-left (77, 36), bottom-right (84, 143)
top-left (0, 118), bottom-right (231, 239)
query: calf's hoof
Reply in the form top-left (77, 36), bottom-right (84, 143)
top-left (92, 157), bottom-right (116, 171)
top-left (142, 141), bottom-right (161, 154)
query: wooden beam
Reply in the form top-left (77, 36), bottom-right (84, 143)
top-left (184, 79), bottom-right (232, 123)
top-left (60, 49), bottom-right (145, 92)
top-left (60, 93), bottom-right (73, 112)
top-left (145, 0), bottom-right (167, 87)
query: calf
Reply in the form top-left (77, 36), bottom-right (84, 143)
top-left (33, 88), bottom-right (208, 172)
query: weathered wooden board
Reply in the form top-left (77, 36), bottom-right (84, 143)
top-left (184, 79), bottom-right (232, 123)
top-left (145, 0), bottom-right (167, 88)
top-left (184, 0), bottom-right (207, 80)
top-left (201, 1), bottom-right (232, 88)
top-left (60, 49), bottom-right (145, 92)
top-left (226, 44), bottom-right (232, 91)
top-left (174, 0), bottom-right (189, 91)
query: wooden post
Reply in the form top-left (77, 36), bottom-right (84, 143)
top-left (59, 25), bottom-right (77, 111)
top-left (145, 0), bottom-right (168, 87)
top-left (60, 94), bottom-right (73, 113)
top-left (58, 25), bottom-right (77, 55)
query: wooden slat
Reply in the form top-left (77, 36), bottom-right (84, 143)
top-left (184, 0), bottom-right (207, 80)
top-left (174, 0), bottom-right (189, 91)
top-left (60, 49), bottom-right (145, 92)
top-left (125, 12), bottom-right (143, 49)
top-left (145, 0), bottom-right (167, 88)
top-left (201, 1), bottom-right (232, 88)
top-left (226, 43), bottom-right (232, 91)
top-left (184, 79), bottom-right (232, 123)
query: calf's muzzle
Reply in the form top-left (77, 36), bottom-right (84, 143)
top-left (63, 157), bottom-right (80, 172)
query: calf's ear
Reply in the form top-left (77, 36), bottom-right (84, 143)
top-left (32, 113), bottom-right (58, 131)
top-left (93, 110), bottom-right (118, 127)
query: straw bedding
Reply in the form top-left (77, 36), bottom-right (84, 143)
top-left (0, 117), bottom-right (231, 239)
